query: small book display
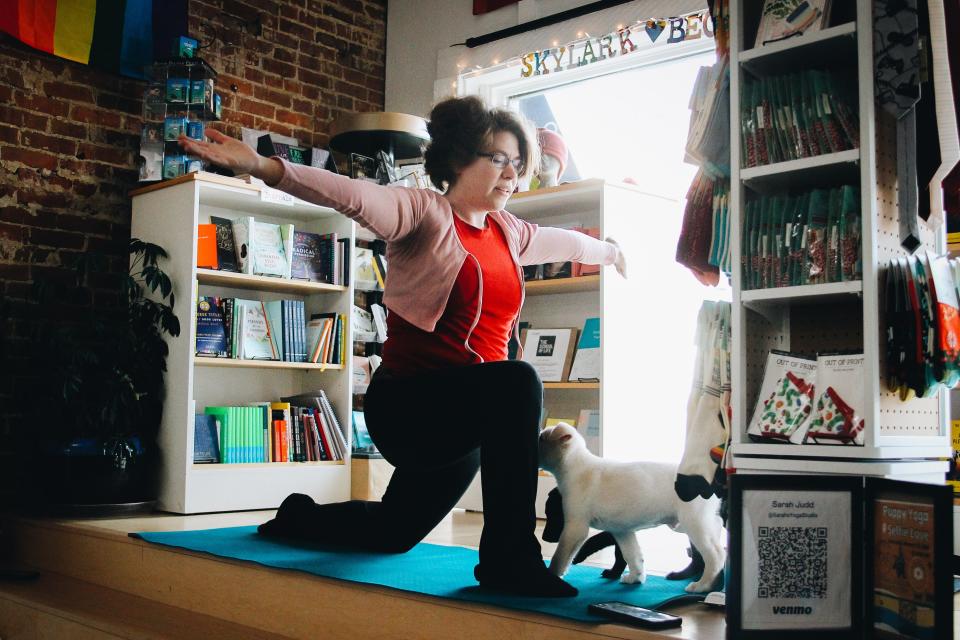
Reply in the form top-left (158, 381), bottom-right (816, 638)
top-left (139, 56), bottom-right (221, 182)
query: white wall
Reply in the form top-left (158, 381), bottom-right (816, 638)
top-left (385, 0), bottom-right (706, 117)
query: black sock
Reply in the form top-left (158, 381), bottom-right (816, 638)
top-left (473, 562), bottom-right (578, 598)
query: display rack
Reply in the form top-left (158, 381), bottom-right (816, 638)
top-left (139, 57), bottom-right (220, 182)
top-left (729, 0), bottom-right (950, 474)
top-left (130, 172), bottom-right (355, 513)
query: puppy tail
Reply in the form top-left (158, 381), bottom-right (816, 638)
top-left (573, 531), bottom-right (616, 564)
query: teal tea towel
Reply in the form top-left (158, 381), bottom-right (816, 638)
top-left (132, 526), bottom-right (702, 623)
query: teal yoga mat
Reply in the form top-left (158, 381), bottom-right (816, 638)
top-left (132, 526), bottom-right (702, 624)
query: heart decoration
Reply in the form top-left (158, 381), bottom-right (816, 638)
top-left (645, 19), bottom-right (666, 42)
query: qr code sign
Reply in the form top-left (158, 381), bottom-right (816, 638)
top-left (757, 526), bottom-right (828, 598)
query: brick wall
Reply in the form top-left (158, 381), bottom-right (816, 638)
top-left (0, 0), bottom-right (387, 502)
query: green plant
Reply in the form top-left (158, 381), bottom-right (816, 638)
top-left (31, 239), bottom-right (180, 443)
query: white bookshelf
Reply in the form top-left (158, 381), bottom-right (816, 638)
top-left (456, 179), bottom-right (677, 515)
top-left (728, 0), bottom-right (950, 475)
top-left (131, 172), bottom-right (356, 513)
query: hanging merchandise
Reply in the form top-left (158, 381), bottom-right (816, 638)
top-left (883, 251), bottom-right (960, 400)
top-left (746, 351), bottom-right (818, 444)
top-left (676, 300), bottom-right (731, 502)
top-left (805, 353), bottom-right (867, 445)
top-left (676, 0), bottom-right (731, 288)
top-left (686, 57), bottom-right (730, 179)
top-left (676, 171), bottom-right (720, 281)
top-left (873, 0), bottom-right (946, 247)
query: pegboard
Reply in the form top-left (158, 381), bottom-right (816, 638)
top-left (744, 308), bottom-right (788, 418)
top-left (873, 109), bottom-right (944, 438)
top-left (789, 301), bottom-right (864, 356)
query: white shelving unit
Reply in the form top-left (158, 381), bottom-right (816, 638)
top-left (729, 0), bottom-right (950, 475)
top-left (455, 179), bottom-right (677, 514)
top-left (131, 172), bottom-right (356, 513)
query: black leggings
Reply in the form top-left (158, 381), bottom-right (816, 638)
top-left (300, 359), bottom-right (544, 567)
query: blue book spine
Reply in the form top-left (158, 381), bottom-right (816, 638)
top-left (281, 300), bottom-right (291, 362)
top-left (297, 300), bottom-right (307, 362)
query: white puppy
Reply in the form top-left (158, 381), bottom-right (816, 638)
top-left (538, 422), bottom-right (725, 593)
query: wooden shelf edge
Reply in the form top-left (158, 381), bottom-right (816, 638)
top-left (542, 382), bottom-right (600, 389)
top-left (130, 171), bottom-right (259, 197)
top-left (739, 21), bottom-right (857, 65)
top-left (196, 268), bottom-right (347, 294)
top-left (191, 461), bottom-right (346, 469)
top-left (524, 275), bottom-right (600, 295)
top-left (195, 358), bottom-right (344, 371)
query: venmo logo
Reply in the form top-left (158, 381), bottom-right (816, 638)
top-left (772, 606), bottom-right (813, 615)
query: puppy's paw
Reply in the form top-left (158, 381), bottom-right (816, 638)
top-left (619, 571), bottom-right (645, 585)
top-left (685, 579), bottom-right (712, 593)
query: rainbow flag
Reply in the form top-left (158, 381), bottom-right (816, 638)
top-left (0, 0), bottom-right (187, 77)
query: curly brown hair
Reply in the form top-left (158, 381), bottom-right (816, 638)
top-left (423, 95), bottom-right (540, 191)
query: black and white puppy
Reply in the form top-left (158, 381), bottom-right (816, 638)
top-left (539, 422), bottom-right (725, 592)
top-left (543, 488), bottom-right (705, 581)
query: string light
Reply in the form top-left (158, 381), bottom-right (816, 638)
top-left (456, 10), bottom-right (710, 82)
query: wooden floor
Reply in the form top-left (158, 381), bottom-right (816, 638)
top-left (6, 508), bottom-right (960, 638)
top-left (1, 508), bottom-right (728, 639)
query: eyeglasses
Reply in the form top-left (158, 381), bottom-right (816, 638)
top-left (476, 151), bottom-right (524, 172)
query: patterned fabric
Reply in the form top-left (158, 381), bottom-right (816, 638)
top-left (875, 0), bottom-right (921, 114)
top-left (807, 387), bottom-right (866, 442)
top-left (875, 0), bottom-right (923, 250)
top-left (757, 370), bottom-right (816, 439)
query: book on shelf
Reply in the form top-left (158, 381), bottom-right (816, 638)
top-left (354, 246), bottom-right (380, 290)
top-left (754, 0), bottom-right (831, 48)
top-left (193, 414), bottom-right (220, 463)
top-left (231, 216), bottom-right (292, 278)
top-left (542, 260), bottom-right (572, 280)
top-left (196, 224), bottom-right (218, 269)
top-left (195, 296), bottom-right (229, 358)
top-left (209, 216), bottom-right (239, 272)
top-left (576, 409), bottom-right (600, 456)
top-left (203, 405), bottom-right (269, 463)
top-left (353, 304), bottom-right (378, 343)
top-left (568, 317), bottom-right (600, 381)
top-left (508, 321), bottom-right (532, 361)
top-left (291, 230), bottom-right (337, 283)
top-left (233, 299), bottom-right (275, 360)
top-left (307, 313), bottom-right (344, 364)
top-left (370, 303), bottom-right (388, 342)
top-left (353, 355), bottom-right (373, 394)
top-left (352, 410), bottom-right (377, 452)
top-left (281, 389), bottom-right (347, 460)
top-left (521, 327), bottom-right (579, 382)
top-left (522, 264), bottom-right (543, 281)
top-left (371, 252), bottom-right (387, 288)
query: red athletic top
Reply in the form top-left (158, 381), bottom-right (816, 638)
top-left (382, 215), bottom-right (522, 375)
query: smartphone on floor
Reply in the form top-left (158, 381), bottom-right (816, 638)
top-left (588, 601), bottom-right (682, 629)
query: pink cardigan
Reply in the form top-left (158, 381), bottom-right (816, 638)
top-left (274, 159), bottom-right (617, 335)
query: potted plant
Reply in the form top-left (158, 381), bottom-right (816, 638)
top-left (28, 238), bottom-right (180, 512)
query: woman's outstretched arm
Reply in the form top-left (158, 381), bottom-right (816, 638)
top-left (179, 129), bottom-right (427, 241)
top-left (179, 129), bottom-right (284, 185)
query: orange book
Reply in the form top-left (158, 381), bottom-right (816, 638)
top-left (197, 224), bottom-right (219, 269)
top-left (272, 419), bottom-right (283, 462)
